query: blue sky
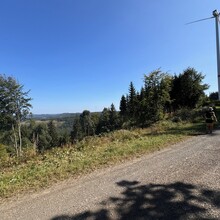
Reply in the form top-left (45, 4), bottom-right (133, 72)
top-left (0, 0), bottom-right (219, 114)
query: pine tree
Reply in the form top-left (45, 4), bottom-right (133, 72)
top-left (127, 82), bottom-right (137, 118)
top-left (96, 108), bottom-right (111, 133)
top-left (119, 95), bottom-right (127, 119)
top-left (135, 87), bottom-right (147, 127)
top-left (109, 103), bottom-right (119, 131)
top-left (209, 92), bottom-right (218, 101)
top-left (71, 117), bottom-right (83, 142)
top-left (33, 124), bottom-right (52, 153)
top-left (48, 120), bottom-right (59, 148)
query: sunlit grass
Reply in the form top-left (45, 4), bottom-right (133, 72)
top-left (0, 120), bottom-right (204, 200)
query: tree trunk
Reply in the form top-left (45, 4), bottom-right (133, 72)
top-left (18, 120), bottom-right (22, 157)
top-left (11, 124), bottom-right (18, 157)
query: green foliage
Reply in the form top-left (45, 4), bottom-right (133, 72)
top-left (0, 67), bottom-right (210, 164)
top-left (0, 144), bottom-right (8, 163)
top-left (33, 124), bottom-right (52, 152)
top-left (71, 110), bottom-right (96, 142)
top-left (59, 132), bottom-right (70, 146)
top-left (48, 120), bottom-right (59, 148)
top-left (119, 95), bottom-right (127, 119)
top-left (0, 120), bottom-right (201, 199)
top-left (71, 117), bottom-right (84, 142)
top-left (127, 82), bottom-right (137, 118)
top-left (209, 92), bottom-right (219, 101)
top-left (97, 108), bottom-right (111, 133)
top-left (170, 67), bottom-right (209, 110)
top-left (0, 75), bottom-right (32, 125)
top-left (171, 108), bottom-right (202, 123)
top-left (143, 69), bottom-right (172, 124)
top-left (118, 70), bottom-right (172, 128)
top-left (214, 100), bottom-right (220, 106)
top-left (0, 74), bottom-right (32, 156)
top-left (80, 110), bottom-right (95, 136)
top-left (109, 103), bottom-right (120, 130)
top-left (119, 67), bottom-right (209, 128)
top-left (96, 104), bottom-right (120, 134)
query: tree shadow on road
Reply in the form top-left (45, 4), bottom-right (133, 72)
top-left (51, 180), bottom-right (220, 220)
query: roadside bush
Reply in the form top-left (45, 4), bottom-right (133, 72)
top-left (171, 108), bottom-right (201, 122)
top-left (23, 147), bottom-right (37, 159)
top-left (111, 129), bottom-right (140, 141)
top-left (0, 144), bottom-right (9, 164)
top-left (171, 116), bottom-right (182, 123)
top-left (213, 100), bottom-right (220, 107)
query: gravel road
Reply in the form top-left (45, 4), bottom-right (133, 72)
top-left (1, 130), bottom-right (220, 220)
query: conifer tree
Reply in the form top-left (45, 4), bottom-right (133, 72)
top-left (209, 92), bottom-right (218, 101)
top-left (127, 82), bottom-right (137, 118)
top-left (33, 124), bottom-right (52, 152)
top-left (109, 103), bottom-right (119, 131)
top-left (71, 117), bottom-right (83, 142)
top-left (135, 87), bottom-right (147, 127)
top-left (96, 108), bottom-right (111, 133)
top-left (119, 95), bottom-right (127, 119)
top-left (48, 120), bottom-right (59, 148)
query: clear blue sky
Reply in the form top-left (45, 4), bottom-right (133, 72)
top-left (0, 0), bottom-right (219, 114)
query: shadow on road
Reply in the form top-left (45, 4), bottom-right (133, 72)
top-left (51, 180), bottom-right (220, 220)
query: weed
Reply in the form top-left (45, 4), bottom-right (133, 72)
top-left (0, 120), bottom-right (204, 200)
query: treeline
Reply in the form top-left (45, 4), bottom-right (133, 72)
top-left (0, 67), bottom-right (210, 158)
top-left (70, 67), bottom-right (208, 141)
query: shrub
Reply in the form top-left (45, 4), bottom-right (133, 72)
top-left (172, 116), bottom-right (182, 123)
top-left (0, 144), bottom-right (9, 163)
top-left (171, 108), bottom-right (201, 122)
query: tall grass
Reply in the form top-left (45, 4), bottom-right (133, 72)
top-left (0, 120), bottom-right (204, 200)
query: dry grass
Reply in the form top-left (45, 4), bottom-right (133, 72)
top-left (0, 120), bottom-right (204, 200)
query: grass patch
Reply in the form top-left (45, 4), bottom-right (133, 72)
top-left (0, 120), bottom-right (205, 200)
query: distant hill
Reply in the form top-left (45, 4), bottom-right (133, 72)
top-left (30, 112), bottom-right (101, 133)
top-left (31, 113), bottom-right (80, 120)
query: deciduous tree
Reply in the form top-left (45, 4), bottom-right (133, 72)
top-left (0, 75), bottom-right (32, 156)
top-left (143, 69), bottom-right (172, 124)
top-left (170, 68), bottom-right (209, 109)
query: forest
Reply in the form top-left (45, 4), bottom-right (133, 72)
top-left (0, 67), bottom-right (217, 160)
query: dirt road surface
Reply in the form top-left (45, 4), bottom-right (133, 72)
top-left (1, 131), bottom-right (220, 220)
